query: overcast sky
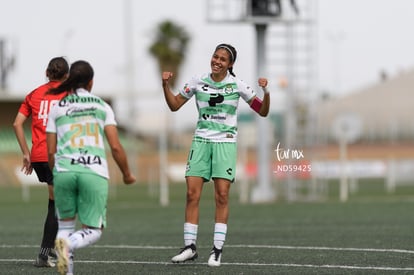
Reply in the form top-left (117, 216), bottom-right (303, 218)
top-left (1, 0), bottom-right (413, 95)
top-left (0, 0), bottom-right (414, 133)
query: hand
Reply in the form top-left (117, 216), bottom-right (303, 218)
top-left (21, 155), bottom-right (33, 175)
top-left (258, 78), bottom-right (268, 88)
top-left (123, 173), bottom-right (136, 185)
top-left (162, 72), bottom-right (173, 85)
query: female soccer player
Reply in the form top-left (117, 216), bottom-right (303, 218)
top-left (46, 60), bottom-right (136, 275)
top-left (162, 43), bottom-right (270, 267)
top-left (13, 57), bottom-right (69, 267)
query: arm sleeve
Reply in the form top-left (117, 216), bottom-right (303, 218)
top-left (237, 78), bottom-right (257, 103)
top-left (104, 103), bottom-right (117, 126)
top-left (45, 105), bottom-right (57, 133)
top-left (178, 76), bottom-right (197, 99)
top-left (18, 95), bottom-right (32, 117)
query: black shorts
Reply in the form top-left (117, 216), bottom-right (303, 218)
top-left (31, 162), bottom-right (53, 185)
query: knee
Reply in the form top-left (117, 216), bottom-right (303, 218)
top-left (186, 189), bottom-right (201, 204)
top-left (215, 190), bottom-right (229, 206)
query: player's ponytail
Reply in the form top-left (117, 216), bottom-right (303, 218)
top-left (228, 67), bottom-right (236, 77)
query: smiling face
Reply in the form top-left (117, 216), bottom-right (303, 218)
top-left (210, 48), bottom-right (233, 82)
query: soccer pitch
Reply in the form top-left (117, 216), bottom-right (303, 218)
top-left (1, 181), bottom-right (414, 274)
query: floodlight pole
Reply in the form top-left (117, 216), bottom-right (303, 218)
top-left (339, 135), bottom-right (348, 202)
top-left (251, 23), bottom-right (275, 203)
top-left (123, 0), bottom-right (139, 193)
top-left (159, 122), bottom-right (169, 206)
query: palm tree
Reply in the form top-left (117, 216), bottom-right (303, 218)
top-left (148, 21), bottom-right (190, 205)
top-left (149, 20), bottom-right (190, 89)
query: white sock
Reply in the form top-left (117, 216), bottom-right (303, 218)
top-left (213, 223), bottom-right (227, 250)
top-left (56, 220), bottom-right (76, 274)
top-left (69, 228), bottom-right (102, 250)
top-left (56, 220), bottom-right (76, 241)
top-left (184, 223), bottom-right (198, 246)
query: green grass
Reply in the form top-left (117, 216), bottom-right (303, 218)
top-left (1, 180), bottom-right (414, 274)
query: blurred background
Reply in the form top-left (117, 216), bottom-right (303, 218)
top-left (1, 0), bottom-right (413, 204)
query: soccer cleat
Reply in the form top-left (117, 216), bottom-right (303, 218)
top-left (171, 244), bottom-right (198, 263)
top-left (55, 238), bottom-right (69, 275)
top-left (207, 246), bottom-right (222, 267)
top-left (33, 255), bottom-right (56, 267)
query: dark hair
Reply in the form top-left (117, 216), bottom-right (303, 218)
top-left (48, 60), bottom-right (94, 95)
top-left (46, 57), bottom-right (69, 81)
top-left (215, 43), bottom-right (237, 77)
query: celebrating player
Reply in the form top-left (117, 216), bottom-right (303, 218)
top-left (162, 43), bottom-right (270, 267)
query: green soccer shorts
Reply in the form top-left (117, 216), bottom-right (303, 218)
top-left (185, 140), bottom-right (237, 182)
top-left (53, 171), bottom-right (108, 228)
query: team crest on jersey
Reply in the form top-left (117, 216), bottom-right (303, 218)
top-left (224, 84), bottom-right (233, 94)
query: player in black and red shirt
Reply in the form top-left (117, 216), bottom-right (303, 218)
top-left (13, 57), bottom-right (69, 268)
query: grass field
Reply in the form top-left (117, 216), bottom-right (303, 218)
top-left (1, 180), bottom-right (414, 274)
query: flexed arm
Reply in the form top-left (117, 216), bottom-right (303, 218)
top-left (249, 78), bottom-right (270, 117)
top-left (162, 72), bottom-right (188, 112)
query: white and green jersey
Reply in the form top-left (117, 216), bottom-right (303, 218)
top-left (46, 89), bottom-right (116, 179)
top-left (180, 72), bottom-right (256, 142)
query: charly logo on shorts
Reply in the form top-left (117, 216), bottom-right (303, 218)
top-left (226, 168), bottom-right (233, 175)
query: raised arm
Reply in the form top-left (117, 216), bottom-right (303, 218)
top-left (249, 78), bottom-right (270, 117)
top-left (162, 72), bottom-right (188, 112)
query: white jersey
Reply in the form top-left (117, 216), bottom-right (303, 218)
top-left (46, 88), bottom-right (116, 179)
top-left (179, 72), bottom-right (256, 142)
